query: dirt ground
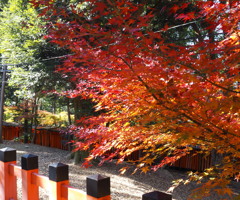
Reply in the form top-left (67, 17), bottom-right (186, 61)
top-left (0, 140), bottom-right (239, 200)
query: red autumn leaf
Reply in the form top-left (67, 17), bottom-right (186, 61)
top-left (31, 0), bottom-right (240, 198)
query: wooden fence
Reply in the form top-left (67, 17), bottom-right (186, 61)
top-left (34, 128), bottom-right (68, 150)
top-left (2, 125), bottom-right (21, 141)
top-left (128, 150), bottom-right (212, 172)
top-left (170, 150), bottom-right (212, 171)
top-left (2, 124), bottom-right (212, 172)
top-left (2, 125), bottom-right (69, 150)
top-left (0, 147), bottom-right (172, 200)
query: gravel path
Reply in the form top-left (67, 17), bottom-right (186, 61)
top-left (0, 141), bottom-right (239, 200)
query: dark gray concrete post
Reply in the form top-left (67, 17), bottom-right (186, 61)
top-left (49, 162), bottom-right (69, 182)
top-left (142, 191), bottom-right (172, 200)
top-left (21, 154), bottom-right (38, 170)
top-left (0, 147), bottom-right (16, 162)
top-left (87, 174), bottom-right (110, 198)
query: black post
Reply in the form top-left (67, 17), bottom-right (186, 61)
top-left (142, 191), bottom-right (172, 200)
top-left (86, 174), bottom-right (110, 198)
top-left (49, 162), bottom-right (69, 182)
top-left (21, 154), bottom-right (38, 170)
top-left (0, 147), bottom-right (16, 162)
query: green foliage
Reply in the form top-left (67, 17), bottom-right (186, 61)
top-left (0, 0), bottom-right (9, 10)
top-left (0, 0), bottom-right (46, 99)
top-left (38, 110), bottom-right (73, 127)
top-left (0, 0), bottom-right (76, 128)
top-left (4, 106), bottom-right (73, 127)
top-left (13, 134), bottom-right (31, 142)
top-left (4, 106), bottom-right (21, 123)
top-left (57, 111), bottom-right (74, 126)
top-left (0, 0), bottom-right (44, 57)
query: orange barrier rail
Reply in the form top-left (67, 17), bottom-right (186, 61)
top-left (0, 147), bottom-right (172, 200)
top-left (0, 147), bottom-right (111, 200)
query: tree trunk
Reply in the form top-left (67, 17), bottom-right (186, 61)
top-left (66, 98), bottom-right (72, 151)
top-left (30, 100), bottom-right (35, 139)
top-left (73, 96), bottom-right (82, 123)
top-left (74, 151), bottom-right (81, 165)
top-left (73, 96), bottom-right (81, 164)
top-left (31, 97), bottom-right (39, 144)
top-left (52, 97), bottom-right (56, 114)
top-left (67, 98), bottom-right (72, 125)
top-left (23, 102), bottom-right (29, 144)
top-left (208, 29), bottom-right (216, 60)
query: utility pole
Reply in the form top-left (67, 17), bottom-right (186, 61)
top-left (0, 63), bottom-right (13, 143)
top-left (0, 64), bottom-right (7, 143)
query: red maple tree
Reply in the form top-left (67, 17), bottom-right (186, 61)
top-left (32, 0), bottom-right (239, 198)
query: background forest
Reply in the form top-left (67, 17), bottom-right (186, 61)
top-left (0, 0), bottom-right (95, 130)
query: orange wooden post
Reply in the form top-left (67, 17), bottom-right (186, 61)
top-left (0, 147), bottom-right (17, 200)
top-left (48, 163), bottom-right (69, 200)
top-left (87, 174), bottom-right (111, 200)
top-left (142, 191), bottom-right (172, 200)
top-left (21, 154), bottom-right (39, 200)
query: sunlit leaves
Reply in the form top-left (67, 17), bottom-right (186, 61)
top-left (31, 0), bottom-right (240, 198)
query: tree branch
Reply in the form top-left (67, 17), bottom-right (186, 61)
top-left (179, 61), bottom-right (240, 94)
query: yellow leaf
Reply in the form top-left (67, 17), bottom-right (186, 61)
top-left (141, 166), bottom-right (149, 173)
top-left (144, 158), bottom-right (154, 165)
top-left (119, 167), bottom-right (128, 174)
